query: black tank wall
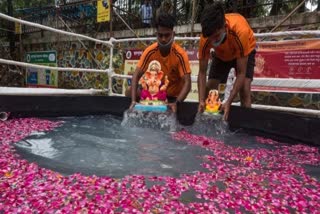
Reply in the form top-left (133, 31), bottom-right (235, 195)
top-left (0, 95), bottom-right (319, 146)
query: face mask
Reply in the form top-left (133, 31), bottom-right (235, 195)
top-left (158, 34), bottom-right (174, 51)
top-left (212, 32), bottom-right (226, 47)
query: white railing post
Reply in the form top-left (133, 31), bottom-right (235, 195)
top-left (108, 38), bottom-right (116, 96)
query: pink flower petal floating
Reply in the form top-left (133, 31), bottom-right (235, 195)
top-left (1, 120), bottom-right (320, 213)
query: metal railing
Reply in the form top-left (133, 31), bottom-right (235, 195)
top-left (1, 0), bottom-right (318, 37)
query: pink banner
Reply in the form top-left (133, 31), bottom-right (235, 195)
top-left (124, 48), bottom-right (199, 61)
top-left (252, 39), bottom-right (320, 93)
top-left (124, 49), bottom-right (144, 60)
top-left (254, 39), bottom-right (320, 79)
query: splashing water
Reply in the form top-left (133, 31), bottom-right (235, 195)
top-left (121, 109), bottom-right (178, 132)
top-left (184, 113), bottom-right (229, 139)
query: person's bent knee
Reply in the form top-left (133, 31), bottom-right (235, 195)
top-left (207, 79), bottom-right (220, 90)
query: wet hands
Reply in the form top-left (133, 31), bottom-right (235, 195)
top-left (198, 101), bottom-right (205, 113)
top-left (198, 100), bottom-right (230, 121)
top-left (220, 102), bottom-right (231, 121)
top-left (168, 102), bottom-right (177, 113)
top-left (129, 101), bottom-right (136, 111)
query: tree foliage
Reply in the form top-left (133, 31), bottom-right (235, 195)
top-left (0, 0), bottom-right (319, 35)
top-left (0, 0), bottom-right (54, 15)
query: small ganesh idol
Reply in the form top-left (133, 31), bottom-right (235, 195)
top-left (205, 89), bottom-right (221, 114)
top-left (139, 60), bottom-right (169, 106)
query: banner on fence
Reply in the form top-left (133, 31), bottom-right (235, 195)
top-left (253, 39), bottom-right (320, 92)
top-left (122, 49), bottom-right (142, 95)
top-left (122, 39), bottom-right (320, 99)
top-left (25, 51), bottom-right (58, 88)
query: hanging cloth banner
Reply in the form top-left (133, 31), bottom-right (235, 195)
top-left (253, 39), bottom-right (320, 92)
top-left (97, 0), bottom-right (111, 23)
top-left (255, 39), bottom-right (320, 79)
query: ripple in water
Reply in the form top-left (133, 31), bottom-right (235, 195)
top-left (15, 115), bottom-right (211, 178)
top-left (14, 113), bottom-right (319, 180)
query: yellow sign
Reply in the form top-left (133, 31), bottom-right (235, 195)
top-left (97, 0), bottom-right (111, 23)
top-left (15, 21), bottom-right (21, 34)
top-left (122, 59), bottom-right (137, 95)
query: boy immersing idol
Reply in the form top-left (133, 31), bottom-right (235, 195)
top-left (197, 1), bottom-right (256, 120)
top-left (126, 12), bottom-right (191, 113)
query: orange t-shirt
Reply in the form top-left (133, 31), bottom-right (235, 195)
top-left (199, 13), bottom-right (256, 62)
top-left (137, 42), bottom-right (191, 97)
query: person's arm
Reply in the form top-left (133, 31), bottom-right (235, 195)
top-left (197, 59), bottom-right (208, 112)
top-left (222, 56), bottom-right (247, 120)
top-left (129, 67), bottom-right (144, 109)
top-left (176, 73), bottom-right (191, 102)
top-left (168, 73), bottom-right (191, 113)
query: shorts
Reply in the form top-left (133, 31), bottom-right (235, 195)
top-left (167, 96), bottom-right (177, 103)
top-left (208, 49), bottom-right (256, 83)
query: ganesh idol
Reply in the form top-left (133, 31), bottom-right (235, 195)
top-left (139, 60), bottom-right (169, 105)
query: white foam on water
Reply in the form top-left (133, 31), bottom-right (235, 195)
top-left (16, 138), bottom-right (59, 159)
top-left (184, 113), bottom-right (229, 139)
top-left (121, 109), bottom-right (178, 132)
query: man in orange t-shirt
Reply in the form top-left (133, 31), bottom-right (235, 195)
top-left (128, 12), bottom-right (191, 112)
top-left (198, 2), bottom-right (256, 120)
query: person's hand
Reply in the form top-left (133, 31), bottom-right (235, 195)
top-left (168, 102), bottom-right (177, 113)
top-left (221, 101), bottom-right (231, 121)
top-left (198, 101), bottom-right (205, 113)
top-left (129, 101), bottom-right (136, 111)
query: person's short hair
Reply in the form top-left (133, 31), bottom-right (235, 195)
top-left (155, 12), bottom-right (175, 30)
top-left (200, 2), bottom-right (225, 37)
